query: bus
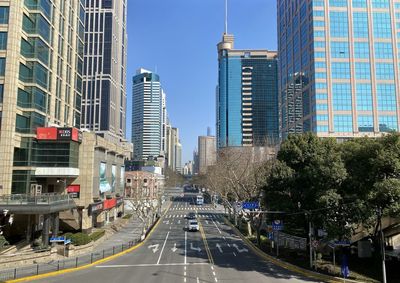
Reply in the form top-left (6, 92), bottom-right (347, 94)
top-left (196, 195), bottom-right (204, 205)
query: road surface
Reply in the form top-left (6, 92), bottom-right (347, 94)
top-left (34, 188), bottom-right (320, 283)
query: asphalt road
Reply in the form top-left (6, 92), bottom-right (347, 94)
top-left (34, 188), bottom-right (320, 283)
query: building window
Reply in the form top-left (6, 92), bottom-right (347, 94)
top-left (372, 0), bottom-right (390, 8)
top-left (353, 12), bottom-right (369, 38)
top-left (355, 62), bottom-right (371, 80)
top-left (0, 32), bottom-right (7, 50)
top-left (358, 115), bottom-right (374, 132)
top-left (377, 84), bottom-right (396, 111)
top-left (356, 84), bottom-right (373, 111)
top-left (352, 0), bottom-right (367, 7)
top-left (0, 57), bottom-right (5, 76)
top-left (331, 62), bottom-right (351, 79)
top-left (316, 114), bottom-right (329, 121)
top-left (374, 42), bottom-right (393, 59)
top-left (354, 42), bottom-right (370, 58)
top-left (334, 115), bottom-right (353, 132)
top-left (0, 7), bottom-right (9, 24)
top-left (333, 83), bottom-right (352, 110)
top-left (0, 84), bottom-right (3, 103)
top-left (331, 41), bottom-right (349, 58)
top-left (316, 103), bottom-right (328, 110)
top-left (376, 63), bottom-right (394, 80)
top-left (330, 12), bottom-right (349, 38)
top-left (329, 0), bottom-right (347, 7)
top-left (315, 125), bottom-right (329, 132)
top-left (379, 115), bottom-right (398, 132)
top-left (373, 12), bottom-right (392, 39)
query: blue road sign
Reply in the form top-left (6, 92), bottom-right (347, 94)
top-left (272, 220), bottom-right (283, 231)
top-left (242, 202), bottom-right (259, 210)
top-left (268, 232), bottom-right (274, 240)
top-left (49, 236), bottom-right (66, 242)
top-left (334, 240), bottom-right (351, 246)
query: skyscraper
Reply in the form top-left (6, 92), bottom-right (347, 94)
top-left (217, 34), bottom-right (279, 148)
top-left (278, 0), bottom-right (400, 138)
top-left (0, 0), bottom-right (84, 194)
top-left (132, 68), bottom-right (162, 160)
top-left (198, 136), bottom-right (216, 175)
top-left (161, 90), bottom-right (168, 156)
top-left (81, 0), bottom-right (127, 140)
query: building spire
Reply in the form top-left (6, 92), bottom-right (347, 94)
top-left (225, 0), bottom-right (228, 34)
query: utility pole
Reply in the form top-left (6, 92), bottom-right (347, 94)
top-left (378, 208), bottom-right (387, 283)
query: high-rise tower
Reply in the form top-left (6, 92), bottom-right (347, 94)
top-left (217, 34), bottom-right (279, 148)
top-left (132, 68), bottom-right (162, 160)
top-left (279, 0), bottom-right (400, 138)
top-left (81, 0), bottom-right (127, 140)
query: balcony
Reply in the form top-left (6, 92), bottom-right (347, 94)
top-left (0, 193), bottom-right (76, 214)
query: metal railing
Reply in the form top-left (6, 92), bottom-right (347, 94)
top-left (0, 193), bottom-right (73, 206)
top-left (0, 216), bottom-right (159, 281)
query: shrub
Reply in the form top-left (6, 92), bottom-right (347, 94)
top-left (0, 235), bottom-right (9, 249)
top-left (89, 230), bottom-right (105, 242)
top-left (66, 232), bottom-right (91, 246)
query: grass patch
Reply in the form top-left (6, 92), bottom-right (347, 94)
top-left (64, 232), bottom-right (91, 246)
top-left (89, 230), bottom-right (105, 242)
top-left (122, 214), bottom-right (133, 219)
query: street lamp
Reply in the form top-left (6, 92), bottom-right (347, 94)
top-left (377, 207), bottom-right (387, 283)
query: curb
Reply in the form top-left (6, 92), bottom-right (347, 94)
top-left (5, 201), bottom-right (173, 283)
top-left (223, 217), bottom-right (364, 283)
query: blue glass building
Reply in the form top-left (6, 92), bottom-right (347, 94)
top-left (217, 34), bottom-right (279, 148)
top-left (278, 0), bottom-right (400, 138)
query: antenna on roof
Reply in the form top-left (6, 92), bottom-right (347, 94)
top-left (225, 0), bottom-right (228, 34)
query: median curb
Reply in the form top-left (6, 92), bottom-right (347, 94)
top-left (5, 202), bottom-right (173, 283)
top-left (223, 217), bottom-right (364, 283)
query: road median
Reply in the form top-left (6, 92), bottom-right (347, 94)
top-left (223, 217), bottom-right (364, 283)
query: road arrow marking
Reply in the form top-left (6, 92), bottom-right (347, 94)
top-left (216, 243), bottom-right (223, 253)
top-left (171, 243), bottom-right (178, 252)
top-left (190, 243), bottom-right (201, 252)
top-left (232, 244), bottom-right (248, 253)
top-left (148, 244), bottom-right (160, 253)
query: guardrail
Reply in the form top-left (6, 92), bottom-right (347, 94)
top-left (0, 193), bottom-right (73, 206)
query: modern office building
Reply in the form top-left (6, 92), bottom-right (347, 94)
top-left (192, 149), bottom-right (199, 175)
top-left (217, 33), bottom-right (279, 148)
top-left (132, 68), bottom-right (162, 161)
top-left (0, 0), bottom-right (84, 244)
top-left (278, 0), bottom-right (400, 138)
top-left (175, 140), bottom-right (182, 174)
top-left (161, 90), bottom-right (168, 156)
top-left (81, 0), bottom-right (127, 141)
top-left (198, 136), bottom-right (216, 175)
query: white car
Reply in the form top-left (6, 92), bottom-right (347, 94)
top-left (188, 219), bottom-right (199, 231)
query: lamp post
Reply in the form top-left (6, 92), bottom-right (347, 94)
top-left (377, 207), bottom-right (387, 283)
top-left (298, 202), bottom-right (313, 269)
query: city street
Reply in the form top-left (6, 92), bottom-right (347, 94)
top-left (33, 188), bottom-right (319, 283)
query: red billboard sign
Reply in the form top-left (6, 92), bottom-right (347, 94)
top-left (37, 128), bottom-right (58, 140)
top-left (67, 185), bottom-right (80, 193)
top-left (37, 127), bottom-right (80, 142)
top-left (104, 198), bottom-right (117, 209)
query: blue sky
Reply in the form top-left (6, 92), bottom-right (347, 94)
top-left (126, 0), bottom-right (277, 163)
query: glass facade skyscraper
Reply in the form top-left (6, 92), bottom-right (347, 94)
top-left (217, 34), bottom-right (279, 148)
top-left (81, 0), bottom-right (127, 140)
top-left (278, 0), bottom-right (400, 138)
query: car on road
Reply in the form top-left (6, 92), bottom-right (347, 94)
top-left (188, 219), bottom-right (199, 231)
top-left (186, 212), bottom-right (196, 219)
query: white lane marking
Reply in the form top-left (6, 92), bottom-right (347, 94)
top-left (184, 278), bottom-right (187, 283)
top-left (148, 244), bottom-right (159, 253)
top-left (178, 220), bottom-right (181, 224)
top-left (232, 243), bottom-right (248, 253)
top-left (184, 231), bottom-right (187, 265)
top-left (96, 263), bottom-right (209, 268)
top-left (216, 243), bottom-right (223, 253)
top-left (172, 243), bottom-right (178, 252)
top-left (213, 272), bottom-right (216, 276)
top-left (170, 226), bottom-right (172, 230)
top-left (211, 266), bottom-right (214, 270)
top-left (233, 252), bottom-right (237, 257)
top-left (212, 220), bottom-right (222, 234)
top-left (157, 232), bottom-right (170, 265)
top-left (190, 242), bottom-right (201, 252)
top-left (197, 277), bottom-right (200, 283)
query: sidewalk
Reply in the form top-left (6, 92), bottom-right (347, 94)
top-left (0, 200), bottom-right (171, 281)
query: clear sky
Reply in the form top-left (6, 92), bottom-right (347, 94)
top-left (126, 0), bottom-right (277, 163)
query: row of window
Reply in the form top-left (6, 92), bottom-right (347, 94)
top-left (315, 62), bottom-right (396, 80)
top-left (326, 41), bottom-right (393, 59)
top-left (315, 114), bottom-right (397, 132)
